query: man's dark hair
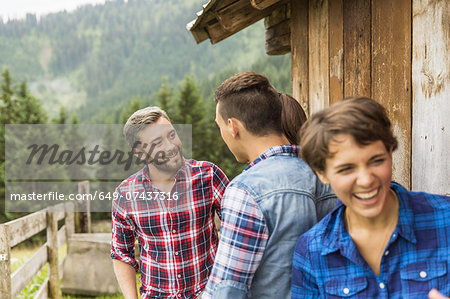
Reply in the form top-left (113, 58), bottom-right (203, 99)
top-left (215, 72), bottom-right (306, 144)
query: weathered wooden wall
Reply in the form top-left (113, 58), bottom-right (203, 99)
top-left (290, 0), bottom-right (412, 188)
top-left (412, 0), bottom-right (449, 195)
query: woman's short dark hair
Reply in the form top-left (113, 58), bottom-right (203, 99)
top-left (300, 97), bottom-right (398, 173)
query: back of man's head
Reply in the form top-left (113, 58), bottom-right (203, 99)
top-left (214, 72), bottom-right (283, 137)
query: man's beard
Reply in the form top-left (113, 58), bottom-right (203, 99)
top-left (148, 145), bottom-right (184, 174)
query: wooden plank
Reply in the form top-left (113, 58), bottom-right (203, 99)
top-left (5, 210), bottom-right (47, 247)
top-left (58, 256), bottom-right (65, 280)
top-left (343, 0), bottom-right (371, 98)
top-left (291, 0), bottom-right (309, 114)
top-left (308, 0), bottom-right (329, 113)
top-left (57, 225), bottom-right (66, 249)
top-left (0, 224), bottom-right (11, 299)
top-left (77, 181), bottom-right (91, 233)
top-left (215, 0), bottom-right (286, 33)
top-left (11, 243), bottom-right (48, 298)
top-left (65, 203), bottom-right (75, 240)
top-left (372, 0), bottom-right (411, 188)
top-left (265, 18), bottom-right (291, 55)
top-left (33, 277), bottom-right (48, 299)
top-left (47, 211), bottom-right (61, 299)
top-left (264, 3), bottom-right (289, 28)
top-left (328, 0), bottom-right (344, 104)
top-left (252, 0), bottom-right (283, 10)
top-left (266, 33), bottom-right (291, 55)
top-left (412, 0), bottom-right (450, 194)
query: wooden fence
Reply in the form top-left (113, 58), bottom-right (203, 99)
top-left (0, 181), bottom-right (91, 299)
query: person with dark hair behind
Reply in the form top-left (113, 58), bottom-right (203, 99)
top-left (292, 97), bottom-right (449, 298)
top-left (204, 72), bottom-right (336, 299)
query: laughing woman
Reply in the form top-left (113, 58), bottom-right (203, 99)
top-left (291, 98), bottom-right (449, 298)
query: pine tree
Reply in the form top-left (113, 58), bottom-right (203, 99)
top-left (120, 98), bottom-right (142, 124)
top-left (157, 77), bottom-right (173, 116)
top-left (52, 105), bottom-right (68, 124)
top-left (173, 76), bottom-right (208, 160)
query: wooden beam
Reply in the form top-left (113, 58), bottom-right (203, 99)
top-left (11, 243), bottom-right (47, 298)
top-left (265, 2), bottom-right (289, 28)
top-left (206, 0), bottom-right (288, 43)
top-left (252, 0), bottom-right (283, 10)
top-left (343, 0), bottom-right (371, 98)
top-left (265, 18), bottom-right (291, 55)
top-left (328, 0), bottom-right (344, 104)
top-left (308, 0), bottom-right (329, 114)
top-left (372, 0), bottom-right (411, 188)
top-left (412, 0), bottom-right (450, 194)
top-left (0, 225), bottom-right (11, 299)
top-left (47, 210), bottom-right (61, 299)
top-left (291, 0), bottom-right (309, 115)
top-left (5, 210), bottom-right (47, 248)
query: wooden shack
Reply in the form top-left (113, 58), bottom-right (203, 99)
top-left (187, 0), bottom-right (449, 195)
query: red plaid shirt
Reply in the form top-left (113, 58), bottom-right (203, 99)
top-left (111, 159), bottom-right (229, 298)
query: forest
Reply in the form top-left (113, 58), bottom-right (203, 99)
top-left (0, 0), bottom-right (292, 222)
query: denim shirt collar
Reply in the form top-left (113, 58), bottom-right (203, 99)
top-left (321, 182), bottom-right (417, 258)
top-left (244, 145), bottom-right (299, 171)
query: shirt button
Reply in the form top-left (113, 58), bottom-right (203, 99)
top-left (177, 274), bottom-right (182, 278)
top-left (343, 288), bottom-right (349, 294)
top-left (178, 295), bottom-right (181, 298)
top-left (384, 250), bottom-right (389, 256)
top-left (175, 252), bottom-right (179, 255)
top-left (420, 271), bottom-right (427, 278)
top-left (173, 230), bottom-right (176, 233)
top-left (392, 233), bottom-right (397, 238)
top-left (379, 282), bottom-right (385, 289)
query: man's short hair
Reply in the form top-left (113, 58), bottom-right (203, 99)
top-left (123, 106), bottom-right (170, 148)
top-left (214, 72), bottom-right (283, 136)
top-left (300, 97), bottom-right (398, 173)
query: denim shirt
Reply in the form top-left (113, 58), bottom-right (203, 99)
top-left (208, 145), bottom-right (336, 299)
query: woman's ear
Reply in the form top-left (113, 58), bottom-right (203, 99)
top-left (315, 171), bottom-right (329, 185)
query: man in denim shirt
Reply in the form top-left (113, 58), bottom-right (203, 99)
top-left (204, 72), bottom-right (337, 299)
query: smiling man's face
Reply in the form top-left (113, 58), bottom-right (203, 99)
top-left (136, 117), bottom-right (183, 174)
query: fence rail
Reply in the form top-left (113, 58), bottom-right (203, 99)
top-left (0, 181), bottom-right (91, 299)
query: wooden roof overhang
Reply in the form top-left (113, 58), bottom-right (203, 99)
top-left (187, 0), bottom-right (291, 55)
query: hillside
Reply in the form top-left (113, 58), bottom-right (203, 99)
top-left (0, 0), bottom-right (275, 121)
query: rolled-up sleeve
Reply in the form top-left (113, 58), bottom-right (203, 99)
top-left (111, 192), bottom-right (139, 272)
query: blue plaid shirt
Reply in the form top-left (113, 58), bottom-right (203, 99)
top-left (292, 182), bottom-right (449, 298)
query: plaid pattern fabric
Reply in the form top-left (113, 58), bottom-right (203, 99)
top-left (111, 159), bottom-right (229, 299)
top-left (292, 182), bottom-right (450, 298)
top-left (204, 145), bottom-right (300, 298)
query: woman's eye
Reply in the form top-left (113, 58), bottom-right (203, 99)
top-left (337, 167), bottom-right (352, 174)
top-left (373, 158), bottom-right (385, 164)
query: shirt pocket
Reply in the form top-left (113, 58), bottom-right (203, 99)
top-left (325, 276), bottom-right (368, 298)
top-left (400, 261), bottom-right (447, 294)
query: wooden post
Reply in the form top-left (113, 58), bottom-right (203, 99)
top-left (76, 181), bottom-right (91, 233)
top-left (47, 209), bottom-right (61, 299)
top-left (343, 0), bottom-right (371, 98)
top-left (65, 202), bottom-right (75, 240)
top-left (290, 0), bottom-right (309, 114)
top-left (308, 0), bottom-right (330, 114)
top-left (0, 224), bottom-right (11, 299)
top-left (412, 0), bottom-right (450, 194)
top-left (372, 0), bottom-right (412, 188)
